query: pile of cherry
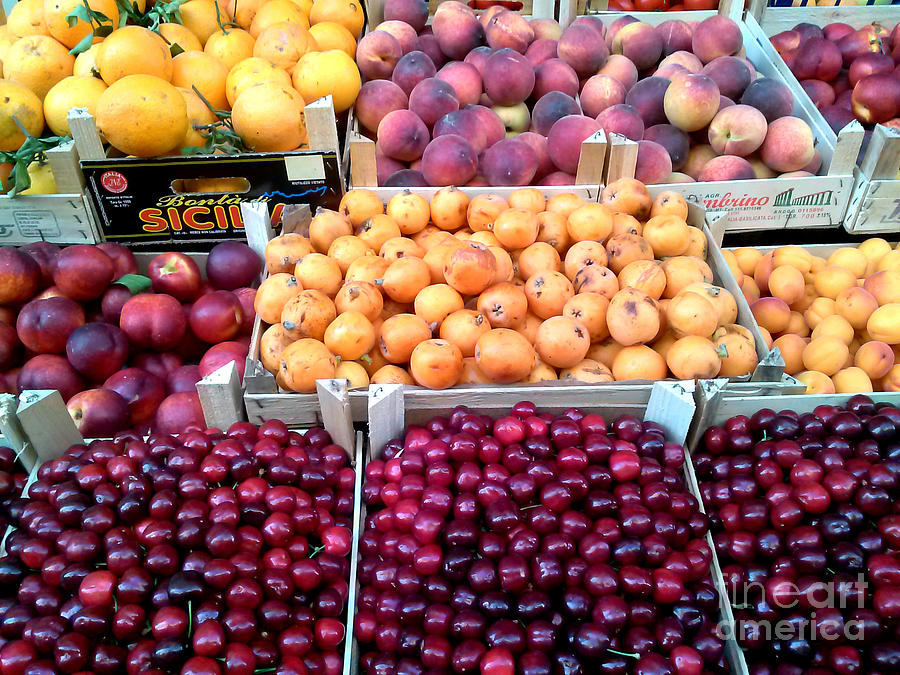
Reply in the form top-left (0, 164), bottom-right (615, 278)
top-left (694, 395), bottom-right (900, 675)
top-left (0, 447), bottom-right (27, 535)
top-left (0, 420), bottom-right (354, 675)
top-left (356, 402), bottom-right (728, 675)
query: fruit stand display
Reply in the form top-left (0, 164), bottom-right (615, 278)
top-left (747, 6), bottom-right (900, 233)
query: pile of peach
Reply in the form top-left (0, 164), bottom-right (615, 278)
top-left (354, 1), bottom-right (819, 187)
top-left (255, 182), bottom-right (759, 392)
top-left (730, 240), bottom-right (900, 393)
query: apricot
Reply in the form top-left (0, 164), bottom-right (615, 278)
top-left (573, 265), bottom-right (619, 299)
top-left (545, 192), bottom-right (586, 218)
top-left (877, 250), bottom-right (900, 273)
top-left (772, 245), bottom-right (812, 274)
top-left (833, 367), bottom-right (873, 393)
top-left (281, 290), bottom-right (336, 341)
top-left (567, 203), bottom-right (613, 244)
top-left (773, 334), bottom-right (807, 375)
top-left (386, 190), bottom-right (430, 235)
top-left (564, 241), bottom-right (608, 282)
top-left (587, 338), bottom-right (624, 369)
top-left (751, 297), bottom-right (791, 334)
top-left (324, 311), bottom-right (376, 360)
top-left (607, 287), bottom-right (660, 347)
top-left (559, 359), bottom-right (614, 383)
top-left (477, 282), bottom-right (527, 329)
top-left (881, 364), bottom-right (900, 392)
top-left (768, 265), bottom-right (806, 305)
top-left (612, 345), bottom-right (667, 381)
top-left (493, 208), bottom-right (539, 250)
top-left (867, 304), bottom-right (900, 344)
top-left (833, 287), bottom-right (876, 331)
top-left (309, 209), bottom-right (353, 253)
top-left (259, 324), bottom-right (294, 375)
top-left (796, 370), bottom-right (835, 395)
top-left (785, 311), bottom-right (810, 338)
top-left (854, 341), bottom-right (895, 380)
top-left (439, 309), bottom-right (490, 357)
top-left (802, 336), bottom-right (850, 376)
top-left (740, 276), bottom-right (760, 305)
top-left (254, 273), bottom-right (303, 324)
top-left (517, 243), bottom-right (561, 281)
top-left (327, 235), bottom-right (373, 275)
top-left (414, 284), bottom-right (464, 329)
top-left (662, 256), bottom-right (713, 298)
top-left (563, 293), bottom-right (609, 342)
top-left (666, 336), bottom-right (722, 379)
top-left (753, 252), bottom-right (774, 294)
top-left (813, 265), bottom-right (856, 300)
top-left (828, 247), bottom-right (867, 278)
top-left (642, 215), bottom-right (690, 258)
top-left (668, 291), bottom-right (717, 338)
top-left (508, 188), bottom-right (546, 214)
top-left (790, 284), bottom-right (818, 314)
top-left (864, 270), bottom-right (900, 305)
top-left (733, 247), bottom-right (762, 277)
top-left (859, 237), bottom-right (893, 274)
top-left (345, 256), bottom-right (390, 287)
top-left (279, 339), bottom-right (337, 393)
top-left (606, 233), bottom-right (654, 275)
top-left (534, 316), bottom-right (590, 369)
top-left (804, 296), bottom-right (836, 329)
top-left (265, 233), bottom-right (314, 274)
top-left (370, 365), bottom-right (416, 385)
top-left (474, 328), bottom-right (535, 383)
top-left (536, 212), bottom-right (570, 253)
top-left (444, 243), bottom-right (497, 296)
top-left (713, 329), bottom-right (759, 377)
top-left (409, 339), bottom-right (463, 389)
top-left (430, 186), bottom-right (469, 231)
top-left (294, 253), bottom-right (342, 297)
top-left (524, 271), bottom-right (574, 319)
top-left (339, 189), bottom-right (384, 228)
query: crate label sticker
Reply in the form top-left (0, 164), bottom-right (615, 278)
top-left (284, 155), bottom-right (325, 182)
top-left (13, 210), bottom-right (62, 237)
top-left (0, 196), bottom-right (93, 243)
top-left (100, 171), bottom-right (128, 193)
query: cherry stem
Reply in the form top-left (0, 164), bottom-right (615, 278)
top-left (607, 648), bottom-right (639, 660)
top-left (309, 544), bottom-right (325, 558)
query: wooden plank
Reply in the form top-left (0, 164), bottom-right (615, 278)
top-left (305, 96), bottom-right (341, 155)
top-left (758, 5), bottom-right (900, 34)
top-left (367, 384), bottom-right (404, 458)
top-left (197, 362), bottom-right (245, 430)
top-left (859, 125), bottom-right (900, 182)
top-left (644, 381), bottom-right (696, 446)
top-left (827, 121), bottom-right (865, 177)
top-left (316, 379), bottom-right (355, 455)
top-left (0, 193), bottom-right (100, 245)
top-left (16, 390), bottom-right (82, 463)
top-left (341, 431), bottom-right (365, 675)
top-left (349, 132), bottom-right (377, 189)
top-left (240, 201), bottom-right (274, 261)
top-left (67, 108), bottom-right (106, 161)
top-left (845, 178), bottom-right (900, 234)
top-left (0, 395), bottom-right (36, 473)
top-left (604, 134), bottom-right (638, 185)
top-left (574, 130), bottom-right (607, 187)
top-left (46, 141), bottom-right (85, 193)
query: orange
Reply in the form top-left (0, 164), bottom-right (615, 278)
top-left (254, 21), bottom-right (318, 70)
top-left (225, 0), bottom-right (267, 29)
top-left (96, 74), bottom-right (188, 156)
top-left (43, 75), bottom-right (107, 136)
top-left (308, 21), bottom-right (356, 57)
top-left (309, 0), bottom-right (365, 38)
top-left (225, 56), bottom-right (292, 107)
top-left (177, 87), bottom-right (217, 149)
top-left (232, 82), bottom-right (307, 151)
top-left (204, 28), bottom-right (256, 70)
top-left (250, 0), bottom-right (310, 38)
top-left (7, 0), bottom-right (49, 38)
top-left (287, 0), bottom-right (314, 13)
top-left (44, 0), bottom-right (119, 49)
top-left (180, 0), bottom-right (222, 45)
top-left (0, 81), bottom-right (44, 151)
top-left (0, 27), bottom-right (20, 72)
top-left (158, 23), bottom-right (203, 52)
top-left (292, 48), bottom-right (361, 113)
top-left (171, 51), bottom-right (229, 110)
top-left (73, 43), bottom-right (101, 77)
top-left (5, 35), bottom-right (74, 99)
top-left (96, 26), bottom-right (173, 84)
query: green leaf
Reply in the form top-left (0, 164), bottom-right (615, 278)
top-left (95, 24), bottom-right (113, 37)
top-left (69, 31), bottom-right (95, 55)
top-left (65, 4), bottom-right (93, 26)
top-left (115, 274), bottom-right (152, 294)
top-left (169, 42), bottom-right (184, 57)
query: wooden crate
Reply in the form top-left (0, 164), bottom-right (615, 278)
top-left (748, 2), bottom-right (900, 32)
top-left (359, 380), bottom-right (749, 675)
top-left (366, 0), bottom-right (555, 27)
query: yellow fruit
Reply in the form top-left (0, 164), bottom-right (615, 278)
top-left (859, 237), bottom-right (893, 273)
top-left (96, 26), bottom-right (173, 84)
top-left (171, 50), bottom-right (229, 110)
top-left (796, 370), bottom-right (835, 395)
top-left (249, 0), bottom-right (310, 38)
top-left (43, 0), bottom-right (119, 49)
top-left (832, 367), bottom-right (873, 393)
top-left (225, 56), bottom-right (291, 107)
top-left (20, 160), bottom-right (56, 194)
top-left (72, 42), bottom-right (101, 77)
top-left (177, 86), bottom-right (217, 149)
top-left (96, 74), bottom-right (188, 156)
top-left (253, 21), bottom-right (318, 70)
top-left (286, 0), bottom-right (314, 14)
top-left (180, 0), bottom-right (221, 45)
top-left (204, 28), bottom-right (256, 70)
top-left (334, 360), bottom-right (369, 389)
top-left (158, 23), bottom-right (203, 52)
top-left (309, 0), bottom-right (364, 38)
top-left (827, 247), bottom-right (867, 278)
top-left (291, 49), bottom-right (360, 113)
top-left (7, 0), bottom-right (49, 38)
top-left (231, 82), bottom-right (306, 151)
top-left (867, 303), bottom-right (900, 344)
top-left (5, 35), bottom-right (74, 99)
top-left (308, 21), bottom-right (356, 57)
top-left (0, 81), bottom-right (45, 151)
top-left (0, 27), bottom-right (18, 77)
top-left (224, 0), bottom-right (266, 29)
top-left (43, 75), bottom-right (107, 136)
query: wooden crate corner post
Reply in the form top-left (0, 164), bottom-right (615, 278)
top-left (66, 108), bottom-right (106, 161)
top-left (826, 120), bottom-right (865, 177)
top-left (45, 140), bottom-right (85, 194)
top-left (859, 124), bottom-right (900, 182)
top-left (574, 130), bottom-right (607, 187)
top-left (349, 128), bottom-right (377, 189)
top-left (644, 380), bottom-right (696, 447)
top-left (15, 390), bottom-right (82, 463)
top-left (367, 383), bottom-right (405, 459)
top-left (305, 96), bottom-right (342, 156)
top-left (316, 379), bottom-right (355, 457)
top-left (0, 394), bottom-right (36, 472)
top-left (604, 134), bottom-right (638, 186)
top-left (197, 362), bottom-right (246, 431)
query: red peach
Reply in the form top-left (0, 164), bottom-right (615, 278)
top-left (431, 1), bottom-right (484, 61)
top-left (375, 20), bottom-right (420, 54)
top-left (464, 46), bottom-right (493, 75)
top-left (702, 56), bottom-right (751, 101)
top-left (707, 104), bottom-right (768, 157)
top-left (421, 134), bottom-right (478, 186)
top-left (692, 15), bottom-right (742, 64)
top-left (800, 80), bottom-right (835, 109)
top-left (792, 38), bottom-right (842, 82)
top-left (794, 23), bottom-right (824, 42)
top-left (96, 242), bottom-right (138, 279)
top-left (823, 22), bottom-right (855, 43)
top-left (530, 18), bottom-right (562, 41)
top-left (635, 140), bottom-right (672, 185)
top-left (19, 241), bottom-right (60, 288)
top-left (697, 155), bottom-right (756, 182)
top-left (657, 19), bottom-right (693, 56)
top-left (51, 245), bottom-right (114, 302)
top-left (770, 30), bottom-right (802, 54)
top-left (18, 354), bottom-right (84, 401)
top-left (409, 77), bottom-right (460, 128)
top-left (595, 103), bottom-right (644, 142)
top-left (740, 78), bottom-right (794, 123)
top-left (571, 15), bottom-right (605, 40)
top-left (392, 50), bottom-right (437, 97)
top-left (683, 144), bottom-right (717, 180)
top-left (643, 124), bottom-right (690, 171)
top-left (67, 388), bottom-right (131, 437)
top-left (101, 285), bottom-right (134, 324)
top-left (383, 0), bottom-right (428, 33)
top-left (433, 109), bottom-right (489, 154)
top-left (483, 48), bottom-right (534, 106)
top-left (605, 16), bottom-right (639, 47)
top-left (132, 352), bottom-right (182, 380)
top-left (189, 290), bottom-right (244, 343)
top-left (66, 322), bottom-right (129, 382)
top-left (465, 104), bottom-right (506, 147)
top-left (547, 115), bottom-right (601, 175)
top-left (437, 61), bottom-right (482, 107)
top-left (611, 21), bottom-right (663, 73)
top-left (484, 9), bottom-right (534, 53)
top-left (533, 58), bottom-right (579, 100)
top-left (376, 154), bottom-right (403, 186)
top-left (531, 91), bottom-right (581, 137)
top-left (851, 73), bottom-right (900, 123)
top-left (155, 391), bottom-right (205, 434)
top-left (580, 74), bottom-right (627, 119)
top-left (663, 73), bottom-right (720, 132)
top-left (599, 55), bottom-right (639, 91)
top-left (417, 34), bottom-right (447, 70)
top-left (119, 294), bottom-right (187, 352)
top-left (379, 109), bottom-right (430, 161)
top-left (517, 131), bottom-right (555, 181)
top-left (480, 138), bottom-right (538, 186)
top-left (760, 116), bottom-right (816, 172)
top-left (558, 23), bottom-right (609, 79)
top-left (356, 30), bottom-right (403, 81)
top-left (384, 170), bottom-right (429, 187)
top-left (16, 296), bottom-right (85, 354)
top-left (207, 241), bottom-right (261, 291)
top-left (104, 367), bottom-right (167, 425)
top-left (837, 30), bottom-right (881, 69)
top-left (538, 171), bottom-right (576, 186)
top-left (820, 105), bottom-right (856, 133)
top-left (625, 76), bottom-right (670, 128)
top-left (849, 52), bottom-right (895, 87)
top-left (524, 39), bottom-right (558, 68)
top-left (166, 364), bottom-right (202, 394)
top-left (148, 252), bottom-right (202, 301)
top-left (355, 80), bottom-right (409, 134)
top-left (0, 247), bottom-right (41, 305)
top-left (658, 51), bottom-right (703, 74)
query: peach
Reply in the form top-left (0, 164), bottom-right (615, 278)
top-left (377, 152), bottom-right (405, 186)
top-left (533, 58), bottom-right (579, 100)
top-left (377, 109), bottom-right (429, 162)
top-left (103, 367), bottom-right (166, 424)
top-left (663, 73), bottom-right (720, 132)
top-left (409, 77), bottom-right (459, 128)
top-left (692, 15), bottom-right (742, 64)
top-left (624, 76), bottom-right (670, 127)
top-left (558, 23), bottom-right (609, 79)
top-left (384, 170), bottom-right (428, 187)
top-left (697, 155), bottom-right (755, 182)
top-left (580, 74), bottom-right (626, 119)
top-left (849, 53), bottom-right (895, 87)
top-left (19, 241), bottom-right (60, 288)
top-left (547, 115), bottom-right (601, 175)
top-left (571, 15), bottom-right (605, 40)
top-left (760, 116), bottom-right (815, 173)
top-left (655, 64), bottom-right (689, 81)
top-left (611, 21), bottom-right (663, 73)
top-left (421, 134), bottom-right (478, 186)
top-left (643, 124), bottom-right (689, 171)
top-left (792, 38), bottom-right (842, 82)
top-left (657, 20), bottom-right (693, 56)
top-left (16, 296), bottom-right (85, 354)
top-left (356, 31), bottom-right (403, 81)
top-left (167, 364), bottom-right (202, 394)
top-left (208, 242), bottom-right (260, 292)
top-left (599, 54), bottom-right (639, 91)
top-left (18, 354), bottom-right (84, 402)
top-left (701, 56), bottom-right (751, 100)
top-left (635, 140), bottom-right (672, 185)
top-left (658, 51), bottom-right (703, 74)
top-left (493, 102), bottom-right (531, 135)
top-left (464, 46), bottom-right (493, 75)
top-left (355, 80), bottom-right (408, 134)
top-left (707, 104), bottom-right (767, 157)
top-left (484, 9), bottom-right (534, 53)
top-left (803, 149), bottom-right (822, 174)
top-left (740, 78), bottom-right (794, 123)
top-left (465, 104), bottom-right (506, 146)
top-left (66, 388), bottom-right (131, 436)
top-left (148, 251), bottom-right (201, 301)
top-left (66, 322), bottom-right (128, 382)
top-left (480, 138), bottom-right (538, 186)
top-left (595, 103), bottom-right (644, 142)
top-left (524, 38), bottom-right (558, 68)
top-left (120, 293), bottom-right (188, 352)
top-left (433, 109), bottom-right (488, 154)
top-left (417, 33), bottom-right (447, 70)
top-left (852, 74), bottom-right (900, 124)
top-left (683, 144), bottom-right (716, 180)
top-left (770, 29), bottom-right (801, 54)
top-left (433, 1), bottom-right (485, 60)
top-left (383, 0), bottom-right (429, 33)
top-left (53, 245), bottom-right (115, 302)
top-left (483, 48), bottom-right (534, 106)
top-left (374, 20), bottom-right (417, 53)
top-left (0, 248), bottom-right (40, 305)
top-left (155, 391), bottom-right (205, 434)
top-left (801, 80), bottom-right (835, 109)
top-left (748, 156), bottom-right (776, 179)
top-left (531, 18), bottom-right (562, 41)
top-left (531, 91), bottom-right (582, 136)
top-left (606, 16), bottom-right (639, 47)
top-left (392, 50), bottom-right (437, 96)
top-left (751, 296), bottom-right (791, 334)
top-left (517, 131), bottom-right (554, 181)
top-left (538, 171), bottom-right (576, 186)
top-left (436, 61), bottom-right (482, 107)
top-left (200, 341), bottom-right (249, 379)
